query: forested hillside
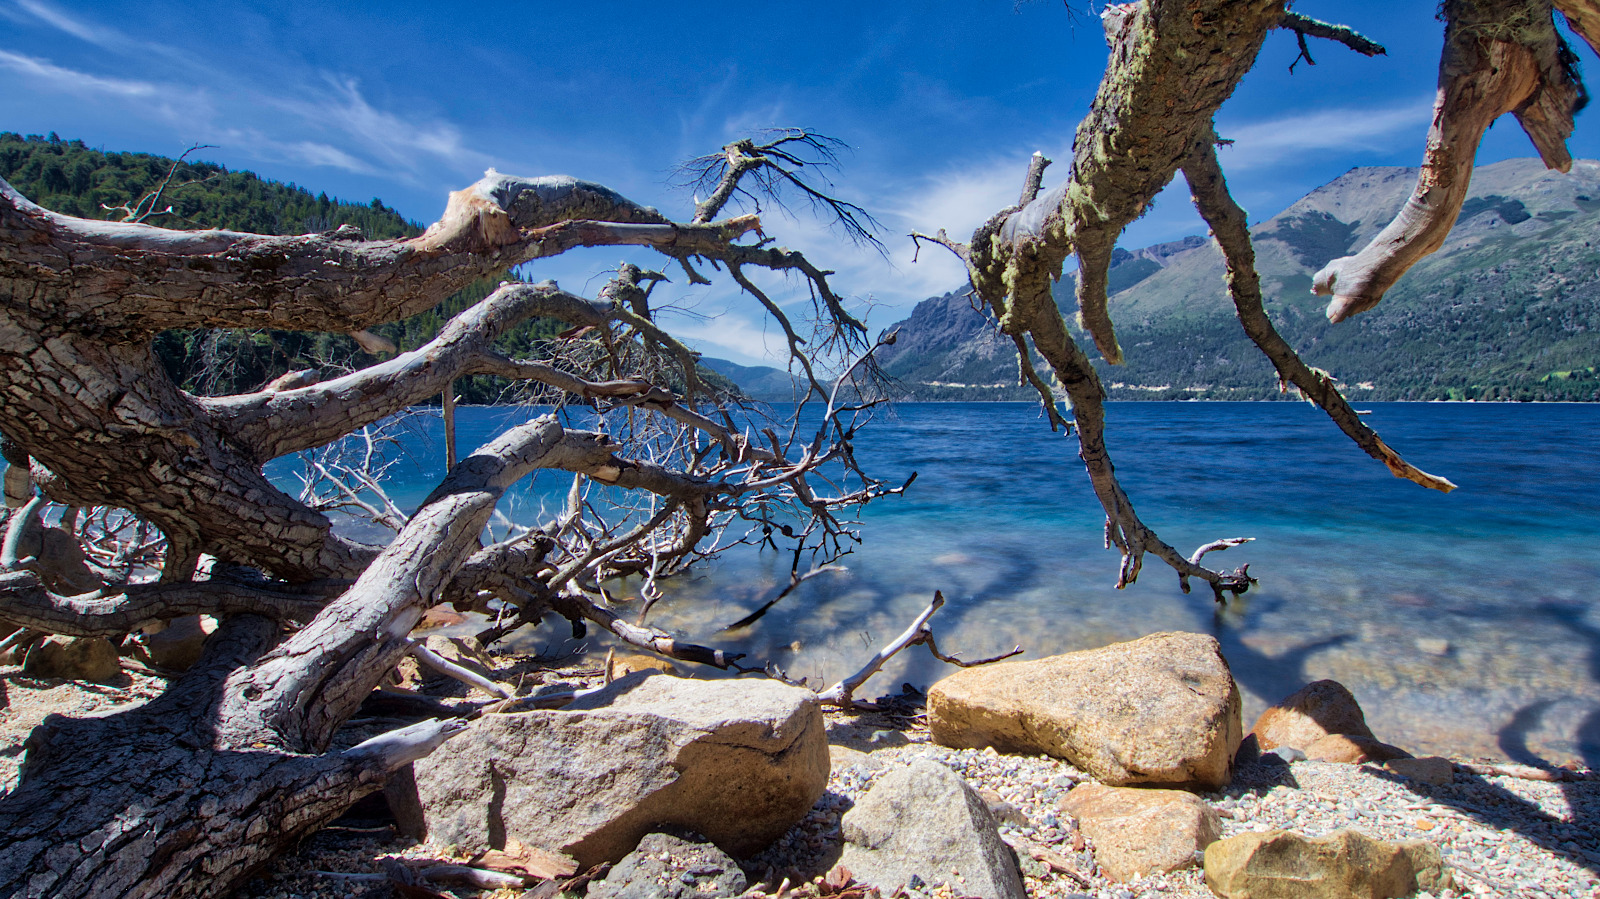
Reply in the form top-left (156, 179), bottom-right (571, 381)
top-left (875, 158), bottom-right (1600, 402)
top-left (0, 132), bottom-right (565, 402)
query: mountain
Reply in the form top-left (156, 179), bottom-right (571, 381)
top-left (874, 158), bottom-right (1600, 402)
top-left (699, 358), bottom-right (805, 401)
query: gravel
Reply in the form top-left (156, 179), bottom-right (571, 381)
top-left (5, 663), bottom-right (1596, 898)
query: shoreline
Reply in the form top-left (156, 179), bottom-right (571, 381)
top-left (4, 649), bottom-right (1596, 899)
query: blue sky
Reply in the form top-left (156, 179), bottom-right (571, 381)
top-left (3, 1), bottom-right (1597, 365)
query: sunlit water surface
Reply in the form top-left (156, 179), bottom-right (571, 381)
top-left (270, 402), bottom-right (1600, 766)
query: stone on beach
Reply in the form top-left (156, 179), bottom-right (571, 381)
top-left (1303, 733), bottom-right (1413, 765)
top-left (404, 672), bottom-right (828, 866)
top-left (927, 632), bottom-right (1242, 789)
top-left (587, 832), bottom-right (747, 899)
top-left (1204, 828), bottom-right (1452, 899)
top-left (1383, 756), bottom-right (1455, 786)
top-left (21, 635), bottom-right (120, 683)
top-left (124, 614), bottom-right (214, 672)
top-left (839, 758), bottom-right (1026, 899)
top-left (1060, 782), bottom-right (1221, 882)
top-left (1249, 680), bottom-right (1375, 753)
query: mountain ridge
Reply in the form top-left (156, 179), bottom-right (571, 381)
top-left (866, 158), bottom-right (1600, 402)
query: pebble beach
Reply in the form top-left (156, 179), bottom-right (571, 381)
top-left (3, 658), bottom-right (1597, 899)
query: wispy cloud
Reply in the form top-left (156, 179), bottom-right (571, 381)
top-left (0, 49), bottom-right (156, 96)
top-left (15, 0), bottom-right (124, 49)
top-left (1216, 99), bottom-right (1434, 170)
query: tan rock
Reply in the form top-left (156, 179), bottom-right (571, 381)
top-left (409, 673), bottom-right (828, 866)
top-left (125, 614), bottom-right (215, 671)
top-left (423, 634), bottom-right (496, 678)
top-left (1384, 756), bottom-right (1455, 786)
top-left (1303, 734), bottom-right (1412, 765)
top-left (1250, 680), bottom-right (1374, 753)
top-left (1204, 829), bottom-right (1451, 898)
top-left (608, 652), bottom-right (681, 679)
top-left (22, 635), bottom-right (120, 683)
top-left (1061, 783), bottom-right (1220, 882)
top-left (928, 632), bottom-right (1242, 789)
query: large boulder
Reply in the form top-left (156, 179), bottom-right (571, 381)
top-left (927, 632), bottom-right (1241, 789)
top-left (1060, 782), bottom-right (1221, 882)
top-left (1204, 829), bottom-right (1452, 899)
top-left (588, 832), bottom-right (748, 899)
top-left (21, 635), bottom-right (120, 683)
top-left (407, 673), bottom-right (828, 866)
top-left (1249, 681), bottom-right (1374, 753)
top-left (839, 759), bottom-right (1026, 899)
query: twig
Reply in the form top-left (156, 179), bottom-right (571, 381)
top-left (406, 639), bottom-right (513, 699)
top-left (718, 564), bottom-right (846, 632)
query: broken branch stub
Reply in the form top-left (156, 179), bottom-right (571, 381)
top-left (1314, 0), bottom-right (1586, 322)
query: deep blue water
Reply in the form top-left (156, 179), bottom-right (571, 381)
top-left (270, 402), bottom-right (1600, 765)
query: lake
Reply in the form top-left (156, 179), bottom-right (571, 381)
top-left (287, 401), bottom-right (1599, 766)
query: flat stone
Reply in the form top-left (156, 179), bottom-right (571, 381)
top-left (1250, 680), bottom-right (1374, 753)
top-left (928, 632), bottom-right (1241, 789)
top-left (1303, 734), bottom-right (1412, 765)
top-left (587, 832), bottom-right (747, 899)
top-left (1060, 783), bottom-right (1220, 882)
top-left (1383, 756), bottom-right (1455, 786)
top-left (1204, 829), bottom-right (1452, 899)
top-left (840, 759), bottom-right (1026, 899)
top-left (408, 673), bottom-right (828, 866)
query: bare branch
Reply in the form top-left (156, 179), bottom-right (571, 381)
top-left (679, 129), bottom-right (884, 250)
top-left (1181, 127), bottom-right (1459, 493)
top-left (0, 569), bottom-right (331, 636)
top-left (99, 143), bottom-right (219, 224)
top-left (1277, 11), bottom-right (1387, 70)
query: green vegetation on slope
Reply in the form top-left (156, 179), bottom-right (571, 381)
top-left (876, 159), bottom-right (1600, 402)
top-left (0, 132), bottom-right (566, 404)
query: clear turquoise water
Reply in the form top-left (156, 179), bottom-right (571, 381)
top-left (290, 402), bottom-right (1600, 765)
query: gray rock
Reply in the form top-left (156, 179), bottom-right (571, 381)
top-left (587, 832), bottom-right (747, 899)
top-left (839, 759), bottom-right (1026, 899)
top-left (928, 632), bottom-right (1242, 789)
top-left (408, 672), bottom-right (828, 866)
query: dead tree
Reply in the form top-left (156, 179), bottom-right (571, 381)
top-left (0, 136), bottom-right (902, 896)
top-left (917, 0), bottom-right (1598, 594)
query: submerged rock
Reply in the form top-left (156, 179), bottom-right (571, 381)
top-left (1061, 782), bottom-right (1221, 882)
top-left (406, 672), bottom-right (828, 866)
top-left (1204, 829), bottom-right (1452, 899)
top-left (839, 759), bottom-right (1026, 899)
top-left (927, 632), bottom-right (1242, 788)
